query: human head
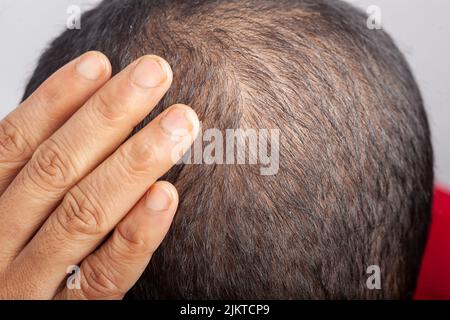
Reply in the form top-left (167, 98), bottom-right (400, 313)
top-left (23, 0), bottom-right (433, 299)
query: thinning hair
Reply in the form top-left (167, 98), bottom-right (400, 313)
top-left (23, 0), bottom-right (433, 299)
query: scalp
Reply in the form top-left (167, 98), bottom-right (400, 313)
top-left (23, 0), bottom-right (433, 299)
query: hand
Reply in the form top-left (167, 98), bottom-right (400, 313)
top-left (0, 51), bottom-right (199, 299)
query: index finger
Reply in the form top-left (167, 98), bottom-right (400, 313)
top-left (0, 51), bottom-right (112, 193)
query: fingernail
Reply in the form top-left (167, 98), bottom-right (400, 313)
top-left (75, 52), bottom-right (106, 80)
top-left (131, 56), bottom-right (167, 88)
top-left (160, 107), bottom-right (195, 137)
top-left (146, 186), bottom-right (172, 212)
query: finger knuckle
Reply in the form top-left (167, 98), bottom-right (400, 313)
top-left (0, 119), bottom-right (32, 162)
top-left (92, 91), bottom-right (129, 124)
top-left (31, 82), bottom-right (63, 109)
top-left (58, 186), bottom-right (109, 237)
top-left (115, 226), bottom-right (148, 255)
top-left (28, 139), bottom-right (78, 190)
top-left (120, 139), bottom-right (157, 178)
top-left (81, 256), bottom-right (124, 299)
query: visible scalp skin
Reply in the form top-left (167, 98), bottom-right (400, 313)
top-left (23, 0), bottom-right (433, 299)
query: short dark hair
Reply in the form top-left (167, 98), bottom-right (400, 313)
top-left (23, 0), bottom-right (434, 299)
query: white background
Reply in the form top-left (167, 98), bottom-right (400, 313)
top-left (0, 0), bottom-right (449, 187)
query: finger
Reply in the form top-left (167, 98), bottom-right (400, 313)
top-left (56, 182), bottom-right (178, 300)
top-left (11, 104), bottom-right (199, 298)
top-left (0, 51), bottom-right (111, 194)
top-left (0, 55), bottom-right (173, 262)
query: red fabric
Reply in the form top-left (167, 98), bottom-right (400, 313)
top-left (415, 186), bottom-right (450, 299)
